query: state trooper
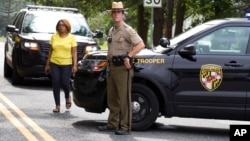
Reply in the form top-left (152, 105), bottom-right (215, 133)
top-left (98, 1), bottom-right (145, 135)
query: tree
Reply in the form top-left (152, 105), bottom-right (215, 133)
top-left (137, 4), bottom-right (150, 47)
top-left (185, 0), bottom-right (247, 28)
top-left (0, 0), bottom-right (31, 36)
top-left (153, 8), bottom-right (164, 46)
top-left (165, 0), bottom-right (174, 38)
top-left (9, 0), bottom-right (250, 47)
top-left (175, 0), bottom-right (186, 36)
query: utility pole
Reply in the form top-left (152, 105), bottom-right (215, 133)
top-left (143, 0), bottom-right (162, 47)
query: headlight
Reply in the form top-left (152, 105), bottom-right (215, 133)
top-left (23, 42), bottom-right (39, 51)
top-left (85, 46), bottom-right (98, 54)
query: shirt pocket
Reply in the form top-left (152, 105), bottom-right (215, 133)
top-left (115, 36), bottom-right (126, 50)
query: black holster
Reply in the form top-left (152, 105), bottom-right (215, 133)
top-left (112, 55), bottom-right (124, 66)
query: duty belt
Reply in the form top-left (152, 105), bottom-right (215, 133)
top-left (108, 55), bottom-right (125, 66)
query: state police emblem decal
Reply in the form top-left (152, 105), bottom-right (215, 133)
top-left (200, 64), bottom-right (223, 91)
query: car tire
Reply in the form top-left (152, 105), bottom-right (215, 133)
top-left (4, 43), bottom-right (12, 78)
top-left (4, 57), bottom-right (13, 78)
top-left (131, 83), bottom-right (159, 131)
top-left (11, 67), bottom-right (23, 85)
top-left (11, 51), bottom-right (23, 85)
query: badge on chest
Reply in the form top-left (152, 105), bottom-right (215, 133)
top-left (117, 37), bottom-right (124, 43)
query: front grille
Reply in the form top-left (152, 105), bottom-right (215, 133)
top-left (77, 42), bottom-right (87, 60)
top-left (39, 40), bottom-right (50, 54)
top-left (39, 41), bottom-right (87, 61)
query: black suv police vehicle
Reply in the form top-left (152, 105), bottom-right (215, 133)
top-left (72, 18), bottom-right (250, 131)
top-left (4, 5), bottom-right (102, 85)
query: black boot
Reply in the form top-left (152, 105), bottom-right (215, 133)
top-left (115, 128), bottom-right (130, 135)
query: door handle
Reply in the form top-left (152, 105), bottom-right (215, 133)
top-left (224, 63), bottom-right (243, 67)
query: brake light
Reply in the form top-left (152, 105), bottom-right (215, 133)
top-left (93, 66), bottom-right (100, 71)
top-left (93, 61), bottom-right (107, 71)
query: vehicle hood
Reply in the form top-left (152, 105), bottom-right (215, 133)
top-left (137, 48), bottom-right (162, 56)
top-left (74, 35), bottom-right (97, 44)
top-left (20, 33), bottom-right (53, 41)
top-left (87, 48), bottom-right (163, 58)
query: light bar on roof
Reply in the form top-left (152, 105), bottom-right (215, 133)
top-left (27, 5), bottom-right (79, 13)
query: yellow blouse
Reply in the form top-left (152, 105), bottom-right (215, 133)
top-left (49, 32), bottom-right (77, 65)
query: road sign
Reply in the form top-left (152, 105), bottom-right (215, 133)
top-left (144, 0), bottom-right (162, 8)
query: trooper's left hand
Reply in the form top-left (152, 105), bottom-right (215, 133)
top-left (124, 57), bottom-right (131, 69)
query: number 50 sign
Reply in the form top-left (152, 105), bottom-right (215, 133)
top-left (144, 0), bottom-right (162, 7)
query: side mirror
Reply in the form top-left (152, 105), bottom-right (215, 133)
top-left (93, 30), bottom-right (103, 38)
top-left (178, 44), bottom-right (196, 61)
top-left (159, 37), bottom-right (170, 48)
top-left (6, 25), bottom-right (19, 32)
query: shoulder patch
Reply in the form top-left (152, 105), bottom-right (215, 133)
top-left (129, 28), bottom-right (136, 34)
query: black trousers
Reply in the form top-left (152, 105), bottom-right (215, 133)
top-left (50, 63), bottom-right (72, 106)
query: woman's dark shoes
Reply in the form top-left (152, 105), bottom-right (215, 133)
top-left (53, 106), bottom-right (60, 113)
top-left (52, 109), bottom-right (60, 113)
top-left (98, 125), bottom-right (116, 131)
top-left (66, 102), bottom-right (71, 109)
top-left (115, 128), bottom-right (130, 135)
top-left (66, 97), bottom-right (72, 109)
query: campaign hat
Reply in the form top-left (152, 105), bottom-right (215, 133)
top-left (108, 1), bottom-right (128, 12)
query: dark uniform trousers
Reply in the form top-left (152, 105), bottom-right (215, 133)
top-left (106, 64), bottom-right (134, 130)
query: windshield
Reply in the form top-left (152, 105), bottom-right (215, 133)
top-left (170, 23), bottom-right (214, 47)
top-left (22, 12), bottom-right (92, 36)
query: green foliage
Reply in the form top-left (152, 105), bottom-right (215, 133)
top-left (2, 0), bottom-right (250, 45)
top-left (0, 0), bottom-right (32, 35)
top-left (186, 0), bottom-right (249, 28)
top-left (87, 12), bottom-right (111, 46)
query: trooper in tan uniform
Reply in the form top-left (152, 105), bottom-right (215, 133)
top-left (98, 1), bottom-right (145, 135)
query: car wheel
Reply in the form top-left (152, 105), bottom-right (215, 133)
top-left (11, 67), bottom-right (23, 85)
top-left (11, 52), bottom-right (23, 85)
top-left (4, 57), bottom-right (13, 78)
top-left (4, 43), bottom-right (12, 78)
top-left (131, 83), bottom-right (159, 131)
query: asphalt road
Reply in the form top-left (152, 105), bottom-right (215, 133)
top-left (0, 42), bottom-right (244, 141)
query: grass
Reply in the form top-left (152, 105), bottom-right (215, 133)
top-left (99, 41), bottom-right (108, 50)
top-left (0, 36), bottom-right (6, 42)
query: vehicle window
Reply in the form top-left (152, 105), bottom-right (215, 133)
top-left (193, 27), bottom-right (250, 55)
top-left (170, 24), bottom-right (212, 47)
top-left (13, 12), bottom-right (25, 29)
top-left (22, 12), bottom-right (91, 36)
top-left (70, 18), bottom-right (91, 36)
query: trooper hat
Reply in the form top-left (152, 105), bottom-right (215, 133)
top-left (108, 1), bottom-right (128, 12)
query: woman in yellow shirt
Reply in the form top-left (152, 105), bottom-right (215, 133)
top-left (45, 19), bottom-right (77, 113)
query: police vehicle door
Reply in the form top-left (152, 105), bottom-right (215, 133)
top-left (171, 26), bottom-right (250, 120)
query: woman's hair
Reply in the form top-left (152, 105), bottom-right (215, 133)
top-left (56, 19), bottom-right (71, 33)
